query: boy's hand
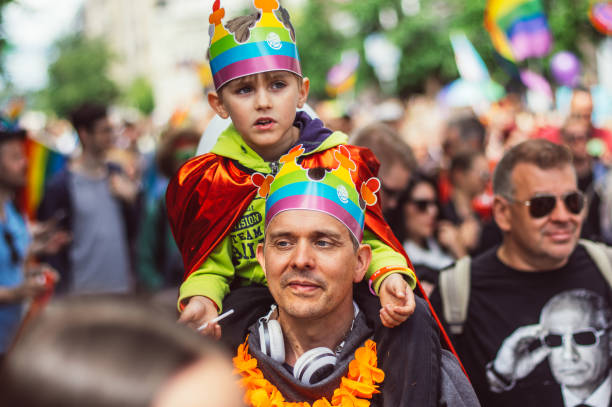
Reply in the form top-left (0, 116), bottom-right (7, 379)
top-left (178, 296), bottom-right (221, 339)
top-left (378, 273), bottom-right (415, 328)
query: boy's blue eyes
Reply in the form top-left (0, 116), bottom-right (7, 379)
top-left (233, 81), bottom-right (287, 94)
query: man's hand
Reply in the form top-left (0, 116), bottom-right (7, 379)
top-left (28, 219), bottom-right (71, 257)
top-left (177, 296), bottom-right (221, 339)
top-left (109, 173), bottom-right (139, 204)
top-left (378, 273), bottom-right (416, 328)
top-left (487, 324), bottom-right (549, 392)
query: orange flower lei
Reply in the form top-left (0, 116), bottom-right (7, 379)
top-left (233, 337), bottom-right (385, 407)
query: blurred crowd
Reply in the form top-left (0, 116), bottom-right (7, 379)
top-left (1, 79), bottom-right (610, 325)
top-left (0, 69), bottom-right (611, 405)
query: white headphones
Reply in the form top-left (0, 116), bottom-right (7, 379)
top-left (258, 303), bottom-right (359, 385)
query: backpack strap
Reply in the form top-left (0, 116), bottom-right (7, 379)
top-left (579, 239), bottom-right (612, 287)
top-left (439, 256), bottom-right (472, 335)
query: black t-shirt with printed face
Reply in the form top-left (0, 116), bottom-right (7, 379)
top-left (430, 245), bottom-right (612, 407)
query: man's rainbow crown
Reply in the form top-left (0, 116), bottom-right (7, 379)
top-left (208, 0), bottom-right (302, 91)
top-left (252, 145), bottom-right (381, 242)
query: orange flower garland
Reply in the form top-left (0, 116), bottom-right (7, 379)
top-left (233, 337), bottom-right (384, 407)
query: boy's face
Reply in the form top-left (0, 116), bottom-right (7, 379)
top-left (208, 71), bottom-right (309, 162)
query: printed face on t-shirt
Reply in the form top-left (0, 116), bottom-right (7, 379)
top-left (540, 294), bottom-right (611, 391)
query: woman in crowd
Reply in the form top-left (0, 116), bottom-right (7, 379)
top-left (399, 172), bottom-right (468, 295)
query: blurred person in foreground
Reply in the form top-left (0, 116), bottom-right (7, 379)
top-left (432, 139), bottom-right (612, 406)
top-left (351, 122), bottom-right (417, 229)
top-left (0, 117), bottom-right (66, 358)
top-left (137, 127), bottom-right (200, 298)
top-left (0, 295), bottom-right (243, 407)
top-left (397, 172), bottom-right (467, 295)
top-left (37, 102), bottom-right (141, 295)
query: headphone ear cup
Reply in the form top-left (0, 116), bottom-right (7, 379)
top-left (266, 319), bottom-right (285, 363)
top-left (293, 347), bottom-right (337, 385)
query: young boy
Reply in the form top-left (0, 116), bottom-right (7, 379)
top-left (166, 0), bottom-right (418, 337)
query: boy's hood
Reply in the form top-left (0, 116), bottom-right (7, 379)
top-left (210, 111), bottom-right (348, 173)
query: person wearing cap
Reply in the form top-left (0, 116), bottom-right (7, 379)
top-left (0, 115), bottom-right (66, 357)
top-left (221, 145), bottom-right (479, 406)
top-left (167, 0), bottom-right (421, 337)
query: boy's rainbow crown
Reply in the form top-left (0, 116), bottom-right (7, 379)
top-left (208, 0), bottom-right (302, 91)
top-left (251, 145), bottom-right (381, 242)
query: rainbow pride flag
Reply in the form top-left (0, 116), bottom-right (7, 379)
top-left (20, 137), bottom-right (68, 219)
top-left (485, 0), bottom-right (552, 62)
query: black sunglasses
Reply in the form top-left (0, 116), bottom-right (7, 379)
top-left (3, 229), bottom-right (21, 265)
top-left (541, 327), bottom-right (609, 348)
top-left (506, 191), bottom-right (585, 218)
top-left (410, 199), bottom-right (437, 213)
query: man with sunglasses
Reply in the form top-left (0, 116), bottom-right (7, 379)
top-left (490, 289), bottom-right (612, 406)
top-left (431, 139), bottom-right (612, 406)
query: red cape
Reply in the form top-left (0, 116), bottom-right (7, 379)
top-left (166, 145), bottom-right (461, 367)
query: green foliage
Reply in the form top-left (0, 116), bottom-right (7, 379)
top-left (123, 76), bottom-right (155, 115)
top-left (0, 0), bottom-right (16, 79)
top-left (39, 34), bottom-right (119, 117)
top-left (293, 0), bottom-right (604, 99)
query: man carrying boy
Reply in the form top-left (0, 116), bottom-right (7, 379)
top-left (167, 0), bottom-right (420, 336)
top-left (224, 142), bottom-right (478, 406)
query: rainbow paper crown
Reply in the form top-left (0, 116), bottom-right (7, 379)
top-left (208, 0), bottom-right (302, 91)
top-left (251, 145), bottom-right (381, 242)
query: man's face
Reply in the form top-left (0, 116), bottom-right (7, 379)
top-left (256, 210), bottom-right (370, 322)
top-left (380, 162), bottom-right (411, 213)
top-left (81, 117), bottom-right (115, 156)
top-left (0, 139), bottom-right (27, 190)
top-left (496, 163), bottom-right (583, 268)
top-left (541, 299), bottom-right (611, 390)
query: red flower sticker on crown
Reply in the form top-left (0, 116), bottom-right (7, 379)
top-left (360, 177), bottom-right (381, 207)
top-left (251, 173), bottom-right (275, 198)
top-left (209, 0), bottom-right (225, 24)
top-left (333, 145), bottom-right (356, 172)
top-left (279, 144), bottom-right (305, 165)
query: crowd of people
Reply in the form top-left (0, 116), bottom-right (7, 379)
top-left (1, 0), bottom-right (612, 406)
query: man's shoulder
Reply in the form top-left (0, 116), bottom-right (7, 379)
top-left (464, 245), bottom-right (500, 274)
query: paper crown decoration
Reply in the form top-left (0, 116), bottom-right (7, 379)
top-left (251, 145), bottom-right (381, 242)
top-left (208, 0), bottom-right (302, 91)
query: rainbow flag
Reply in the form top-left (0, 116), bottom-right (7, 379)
top-left (485, 0), bottom-right (552, 62)
top-left (20, 137), bottom-right (68, 219)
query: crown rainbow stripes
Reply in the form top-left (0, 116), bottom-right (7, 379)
top-left (208, 0), bottom-right (302, 91)
top-left (252, 145), bottom-right (381, 242)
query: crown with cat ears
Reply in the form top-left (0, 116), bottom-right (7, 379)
top-left (251, 145), bottom-right (381, 242)
top-left (208, 0), bottom-right (302, 91)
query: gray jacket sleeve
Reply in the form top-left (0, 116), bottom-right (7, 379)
top-left (439, 350), bottom-right (481, 406)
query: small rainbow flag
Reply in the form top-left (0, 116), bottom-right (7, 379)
top-left (20, 137), bottom-right (68, 219)
top-left (484, 0), bottom-right (552, 62)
